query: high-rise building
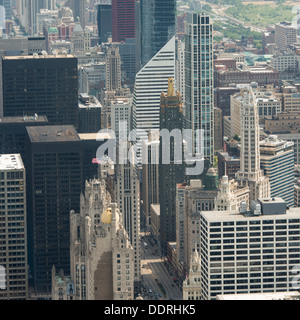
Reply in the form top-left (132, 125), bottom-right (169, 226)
top-left (69, 0), bottom-right (85, 29)
top-left (260, 135), bottom-right (294, 208)
top-left (275, 21), bottom-right (297, 51)
top-left (0, 0), bottom-right (12, 20)
top-left (199, 199), bottom-right (300, 300)
top-left (116, 146), bottom-right (141, 295)
top-left (97, 1), bottom-right (112, 44)
top-left (65, 177), bottom-right (134, 300)
top-left (112, 0), bottom-right (135, 42)
top-left (185, 12), bottom-right (214, 163)
top-left (0, 154), bottom-right (28, 300)
top-left (111, 98), bottom-right (131, 143)
top-left (105, 46), bottom-right (122, 92)
top-left (2, 54), bottom-right (79, 129)
top-left (140, 0), bottom-right (176, 67)
top-left (132, 36), bottom-right (175, 163)
top-left (141, 131), bottom-right (159, 229)
top-left (78, 93), bottom-right (102, 134)
top-left (235, 88), bottom-right (270, 202)
top-left (0, 115), bottom-right (49, 164)
top-left (70, 19), bottom-right (91, 55)
top-left (159, 78), bottom-right (185, 251)
top-left (26, 125), bottom-right (82, 294)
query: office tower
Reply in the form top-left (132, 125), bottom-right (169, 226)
top-left (106, 46), bottom-right (122, 92)
top-left (69, 0), bottom-right (85, 29)
top-left (66, 178), bottom-right (134, 300)
top-left (140, 0), bottom-right (176, 67)
top-left (0, 154), bottom-right (28, 300)
top-left (0, 115), bottom-right (48, 164)
top-left (116, 146), bottom-right (141, 295)
top-left (182, 251), bottom-right (201, 300)
top-left (159, 78), bottom-right (185, 252)
top-left (235, 88), bottom-right (270, 203)
top-left (0, 37), bottom-right (47, 117)
top-left (2, 54), bottom-right (79, 129)
top-left (117, 38), bottom-right (136, 87)
top-left (0, 0), bottom-right (12, 20)
top-left (111, 98), bottom-right (131, 142)
top-left (230, 85), bottom-right (281, 138)
top-left (132, 36), bottom-right (175, 162)
top-left (141, 131), bottom-right (159, 229)
top-left (199, 199), bottom-right (300, 300)
top-left (26, 125), bottom-right (82, 294)
top-left (97, 1), bottom-right (112, 44)
top-left (185, 12), bottom-right (214, 163)
top-left (78, 93), bottom-right (102, 134)
top-left (71, 19), bottom-right (91, 55)
top-left (112, 0), bottom-right (135, 42)
top-left (217, 151), bottom-right (240, 180)
top-left (275, 21), bottom-right (297, 51)
top-left (260, 135), bottom-right (294, 208)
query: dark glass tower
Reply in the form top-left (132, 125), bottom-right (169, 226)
top-left (2, 54), bottom-right (79, 130)
top-left (159, 78), bottom-right (185, 252)
top-left (140, 0), bottom-right (176, 67)
top-left (97, 2), bottom-right (112, 44)
top-left (25, 125), bottom-right (82, 294)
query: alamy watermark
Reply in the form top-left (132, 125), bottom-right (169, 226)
top-left (95, 121), bottom-right (206, 176)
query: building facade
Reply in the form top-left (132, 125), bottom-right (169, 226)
top-left (0, 154), bottom-right (28, 300)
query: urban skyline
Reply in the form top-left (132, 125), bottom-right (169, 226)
top-left (0, 0), bottom-right (300, 305)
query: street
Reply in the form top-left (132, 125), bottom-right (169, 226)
top-left (140, 233), bottom-right (182, 301)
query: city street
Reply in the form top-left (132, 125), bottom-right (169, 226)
top-left (140, 233), bottom-right (182, 301)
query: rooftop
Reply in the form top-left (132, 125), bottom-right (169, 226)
top-left (26, 125), bottom-right (81, 143)
top-left (217, 291), bottom-right (300, 300)
top-left (3, 53), bottom-right (76, 60)
top-left (0, 154), bottom-right (24, 171)
top-left (0, 115), bottom-right (48, 124)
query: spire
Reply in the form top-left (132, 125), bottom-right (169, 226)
top-left (167, 77), bottom-right (175, 97)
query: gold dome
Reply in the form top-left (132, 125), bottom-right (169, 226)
top-left (101, 208), bottom-right (112, 224)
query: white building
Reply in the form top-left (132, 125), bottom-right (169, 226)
top-left (185, 12), bottom-right (214, 162)
top-left (0, 154), bottom-right (28, 300)
top-left (235, 88), bottom-right (270, 202)
top-left (111, 98), bottom-right (132, 142)
top-left (131, 36), bottom-right (175, 163)
top-left (275, 22), bottom-right (297, 51)
top-left (52, 175), bottom-right (135, 300)
top-left (200, 199), bottom-right (300, 300)
top-left (182, 251), bottom-right (202, 300)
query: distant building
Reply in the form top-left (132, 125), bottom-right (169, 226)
top-left (275, 21), bottom-right (297, 51)
top-left (78, 93), bottom-right (102, 133)
top-left (105, 46), bottom-right (122, 91)
top-left (0, 154), bottom-right (28, 300)
top-left (260, 135), bottom-right (294, 207)
top-left (97, 2), bottom-right (112, 44)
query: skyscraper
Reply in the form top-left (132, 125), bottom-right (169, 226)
top-left (0, 154), bottom-right (28, 300)
top-left (106, 46), bottom-right (122, 92)
top-left (2, 54), bottom-right (79, 129)
top-left (26, 125), bottom-right (82, 294)
top-left (159, 78), bottom-right (185, 252)
top-left (69, 0), bottom-right (85, 29)
top-left (140, 0), bottom-right (176, 67)
top-left (260, 135), bottom-right (294, 207)
top-left (132, 36), bottom-right (175, 163)
top-left (235, 88), bottom-right (270, 202)
top-left (112, 0), bottom-right (135, 42)
top-left (97, 1), bottom-right (112, 44)
top-left (116, 146), bottom-right (141, 295)
top-left (185, 12), bottom-right (214, 164)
